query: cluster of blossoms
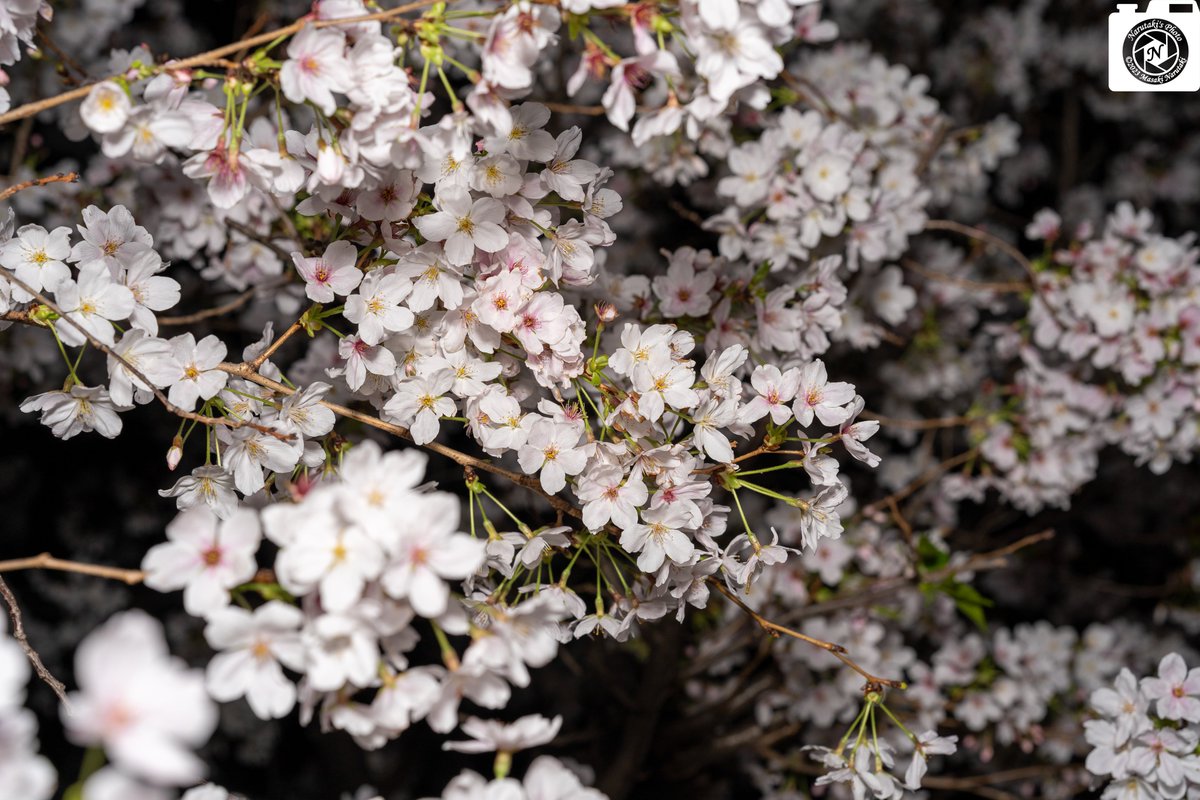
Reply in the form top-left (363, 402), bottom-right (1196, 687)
top-left (716, 509), bottom-right (1187, 798)
top-left (0, 0), bottom-right (46, 114)
top-left (1086, 654), bottom-right (1200, 800)
top-left (929, 204), bottom-right (1200, 512)
top-left (2, 0), bottom-right (1200, 797)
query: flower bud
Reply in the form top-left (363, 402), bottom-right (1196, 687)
top-left (166, 436), bottom-right (183, 471)
top-left (594, 302), bottom-right (618, 324)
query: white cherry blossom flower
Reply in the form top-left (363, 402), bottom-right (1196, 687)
top-left (204, 601), bottom-right (305, 719)
top-left (165, 333), bottom-right (229, 411)
top-left (53, 265), bottom-right (135, 347)
top-left (443, 714), bottom-right (562, 754)
top-left (63, 611), bottom-right (217, 786)
top-left (343, 269), bottom-right (413, 345)
top-left (280, 26), bottom-right (354, 114)
top-left (382, 369), bottom-right (456, 445)
top-left (793, 359), bottom-right (855, 427)
top-left (80, 80), bottom-right (131, 134)
top-left (518, 418), bottom-right (588, 494)
top-left (379, 494), bottom-right (485, 618)
top-left (142, 506), bottom-right (261, 616)
top-left (1141, 653), bottom-right (1200, 722)
top-left (620, 504), bottom-right (695, 572)
top-left (0, 223), bottom-right (72, 300)
top-left (293, 240), bottom-right (363, 304)
top-left (414, 186), bottom-right (509, 267)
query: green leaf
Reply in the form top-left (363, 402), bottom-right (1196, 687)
top-left (920, 577), bottom-right (993, 631)
top-left (916, 535), bottom-right (950, 572)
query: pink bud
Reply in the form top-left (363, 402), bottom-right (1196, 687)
top-left (595, 303), bottom-right (618, 324)
top-left (166, 437), bottom-right (183, 471)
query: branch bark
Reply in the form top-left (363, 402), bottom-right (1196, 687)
top-left (0, 0), bottom-right (441, 128)
top-left (0, 575), bottom-right (72, 707)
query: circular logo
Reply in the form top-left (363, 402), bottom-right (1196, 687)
top-left (1124, 18), bottom-right (1190, 85)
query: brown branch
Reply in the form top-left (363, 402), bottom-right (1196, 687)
top-left (786, 529), bottom-right (1055, 623)
top-left (901, 258), bottom-right (1029, 294)
top-left (225, 218), bottom-right (299, 261)
top-left (232, 11), bottom-right (275, 63)
top-left (0, 576), bottom-right (71, 707)
top-left (36, 27), bottom-right (89, 84)
top-left (0, 552), bottom-right (145, 584)
top-left (7, 117), bottom-right (34, 176)
top-left (157, 276), bottom-right (291, 326)
top-left (0, 0), bottom-right (440, 128)
top-left (250, 316), bottom-right (305, 370)
top-left (668, 199), bottom-right (707, 228)
top-left (915, 120), bottom-right (950, 177)
top-left (922, 219), bottom-right (1073, 331)
top-left (540, 101), bottom-right (607, 116)
top-left (924, 220), bottom-right (1034, 275)
top-left (0, 171), bottom-right (78, 202)
top-left (0, 265), bottom-right (292, 442)
top-left (886, 495), bottom-right (914, 546)
top-left (861, 447), bottom-right (979, 517)
top-left (864, 409), bottom-right (975, 431)
top-left (217, 361), bottom-right (584, 520)
top-left (710, 579), bottom-right (906, 690)
top-left (779, 69), bottom-right (845, 122)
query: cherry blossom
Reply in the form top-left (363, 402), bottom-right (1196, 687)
top-left (142, 507), bottom-right (262, 617)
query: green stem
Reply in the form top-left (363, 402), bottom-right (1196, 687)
top-left (729, 485), bottom-right (759, 547)
top-left (49, 323), bottom-right (79, 383)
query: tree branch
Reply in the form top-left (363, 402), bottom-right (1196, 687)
top-left (784, 529), bottom-right (1056, 624)
top-left (0, 0), bottom-right (441, 127)
top-left (0, 265), bottom-right (293, 442)
top-left (710, 579), bottom-right (907, 691)
top-left (0, 575), bottom-right (74, 708)
top-left (157, 276), bottom-right (290, 326)
top-left (901, 257), bottom-right (1029, 294)
top-left (0, 552), bottom-right (146, 584)
top-left (0, 171), bottom-right (78, 202)
top-left (217, 361), bottom-right (585, 520)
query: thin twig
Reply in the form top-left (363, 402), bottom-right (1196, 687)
top-left (251, 317), bottom-right (305, 369)
top-left (901, 258), bottom-right (1029, 294)
top-left (864, 409), bottom-right (975, 431)
top-left (886, 495), bottom-right (913, 545)
top-left (217, 361), bottom-right (585, 520)
top-left (915, 120), bottom-right (950, 177)
top-left (923, 219), bottom-right (1072, 331)
top-left (7, 117), bottom-right (34, 176)
top-left (0, 265), bottom-right (292, 442)
top-left (157, 276), bottom-right (291, 326)
top-left (668, 199), bottom-right (707, 228)
top-left (0, 0), bottom-right (440, 127)
top-left (924, 220), bottom-right (1034, 275)
top-left (0, 575), bottom-right (73, 707)
top-left (36, 26), bottom-right (89, 83)
top-left (540, 101), bottom-right (608, 116)
top-left (785, 529), bottom-right (1055, 623)
top-left (225, 218), bottom-right (298, 261)
top-left (861, 447), bottom-right (979, 517)
top-left (0, 171), bottom-right (78, 202)
top-left (709, 579), bottom-right (906, 690)
top-left (0, 552), bottom-right (145, 584)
